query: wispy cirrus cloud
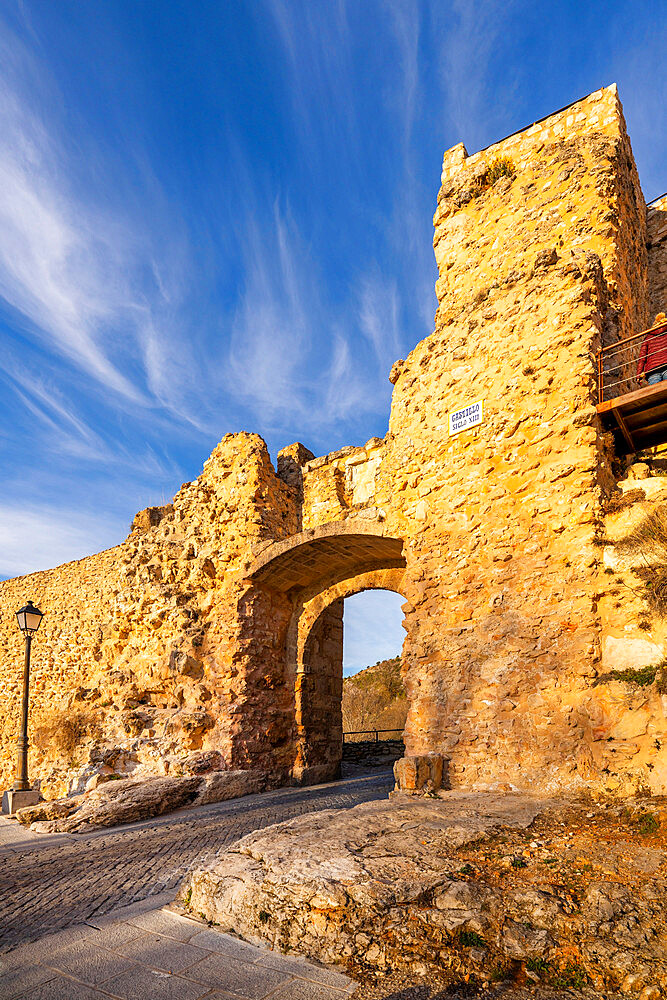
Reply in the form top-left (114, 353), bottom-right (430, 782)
top-left (0, 17), bottom-right (201, 428)
top-left (0, 61), bottom-right (145, 401)
top-left (1, 364), bottom-right (180, 480)
top-left (432, 0), bottom-right (522, 149)
top-left (358, 270), bottom-right (402, 367)
top-left (266, 0), bottom-right (358, 155)
top-left (0, 504), bottom-right (123, 579)
top-left (228, 204), bottom-right (311, 421)
top-left (227, 201), bottom-right (391, 434)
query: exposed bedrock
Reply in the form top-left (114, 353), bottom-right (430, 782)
top-left (179, 792), bottom-right (667, 995)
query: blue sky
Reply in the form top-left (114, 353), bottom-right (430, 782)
top-left (0, 1), bottom-right (665, 670)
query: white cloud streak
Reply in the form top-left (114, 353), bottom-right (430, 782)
top-left (432, 0), bottom-right (538, 155)
top-left (0, 62), bottom-right (147, 401)
top-left (0, 18), bottom-right (204, 429)
top-left (0, 505), bottom-right (124, 579)
top-left (227, 201), bottom-right (393, 433)
top-left (358, 271), bottom-right (401, 367)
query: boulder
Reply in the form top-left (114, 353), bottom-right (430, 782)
top-left (24, 769), bottom-right (267, 833)
top-left (33, 776), bottom-right (202, 833)
top-left (16, 796), bottom-right (82, 826)
top-left (393, 753), bottom-right (446, 792)
top-left (195, 770), bottom-right (265, 806)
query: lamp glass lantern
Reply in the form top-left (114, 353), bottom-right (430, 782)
top-left (16, 601), bottom-right (44, 635)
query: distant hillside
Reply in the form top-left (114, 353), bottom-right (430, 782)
top-left (342, 656), bottom-right (407, 735)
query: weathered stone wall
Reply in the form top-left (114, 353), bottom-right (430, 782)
top-left (300, 437), bottom-right (386, 528)
top-left (1, 85), bottom-right (665, 801)
top-left (648, 193), bottom-right (667, 318)
top-left (295, 599), bottom-right (344, 783)
top-left (0, 433), bottom-right (301, 796)
top-left (379, 84), bottom-right (660, 795)
top-left (0, 546), bottom-right (123, 796)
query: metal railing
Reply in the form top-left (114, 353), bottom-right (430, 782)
top-left (342, 728), bottom-right (404, 743)
top-left (597, 321), bottom-right (667, 403)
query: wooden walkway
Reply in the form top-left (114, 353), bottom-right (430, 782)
top-left (597, 380), bottom-right (667, 454)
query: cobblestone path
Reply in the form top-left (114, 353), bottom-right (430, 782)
top-left (0, 772), bottom-right (392, 953)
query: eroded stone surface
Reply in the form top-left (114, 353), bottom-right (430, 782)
top-left (16, 770), bottom-right (264, 833)
top-left (180, 793), bottom-right (667, 994)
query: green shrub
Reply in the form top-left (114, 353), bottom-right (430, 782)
top-left (611, 665), bottom-right (658, 686)
top-left (550, 962), bottom-right (587, 989)
top-left (460, 930), bottom-right (486, 947)
top-left (526, 958), bottom-right (550, 973)
top-left (636, 812), bottom-right (659, 835)
top-left (657, 667), bottom-right (667, 694)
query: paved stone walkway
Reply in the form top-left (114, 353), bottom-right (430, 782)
top-left (0, 901), bottom-right (356, 999)
top-left (0, 772), bottom-right (392, 954)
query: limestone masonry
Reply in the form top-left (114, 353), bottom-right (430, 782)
top-left (2, 85), bottom-right (666, 800)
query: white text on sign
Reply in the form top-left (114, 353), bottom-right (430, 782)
top-left (449, 399), bottom-right (484, 436)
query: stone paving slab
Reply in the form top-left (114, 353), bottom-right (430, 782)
top-left (180, 952), bottom-right (290, 996)
top-left (0, 906), bottom-right (356, 999)
top-left (0, 816), bottom-right (77, 857)
top-left (126, 909), bottom-right (203, 942)
top-left (43, 944), bottom-right (141, 985)
top-left (22, 980), bottom-right (105, 999)
top-left (112, 933), bottom-right (206, 974)
top-left (0, 964), bottom-right (58, 999)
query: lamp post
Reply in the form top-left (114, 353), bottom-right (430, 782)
top-left (12, 601), bottom-right (43, 794)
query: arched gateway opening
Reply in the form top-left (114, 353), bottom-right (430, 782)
top-left (245, 522), bottom-right (406, 785)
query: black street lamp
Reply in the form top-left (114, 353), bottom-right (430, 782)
top-left (13, 601), bottom-right (44, 792)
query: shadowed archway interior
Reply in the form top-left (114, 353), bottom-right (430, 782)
top-left (246, 523), bottom-right (406, 784)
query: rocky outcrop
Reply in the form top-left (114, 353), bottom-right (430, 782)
top-left (179, 792), bottom-right (667, 994)
top-left (16, 769), bottom-right (265, 833)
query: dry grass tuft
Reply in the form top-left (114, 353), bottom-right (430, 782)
top-left (615, 505), bottom-right (667, 616)
top-left (616, 505), bottom-right (667, 561)
top-left (470, 156), bottom-right (516, 198)
top-left (602, 488), bottom-right (647, 514)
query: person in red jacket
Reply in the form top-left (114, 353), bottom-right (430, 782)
top-left (638, 312), bottom-right (667, 384)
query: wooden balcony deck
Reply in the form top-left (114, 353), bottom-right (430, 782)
top-left (597, 380), bottom-right (667, 454)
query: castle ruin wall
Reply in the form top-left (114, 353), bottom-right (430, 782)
top-left (1, 85), bottom-right (666, 800)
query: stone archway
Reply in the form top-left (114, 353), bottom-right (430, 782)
top-left (291, 566), bottom-right (407, 784)
top-left (244, 522), bottom-right (406, 784)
